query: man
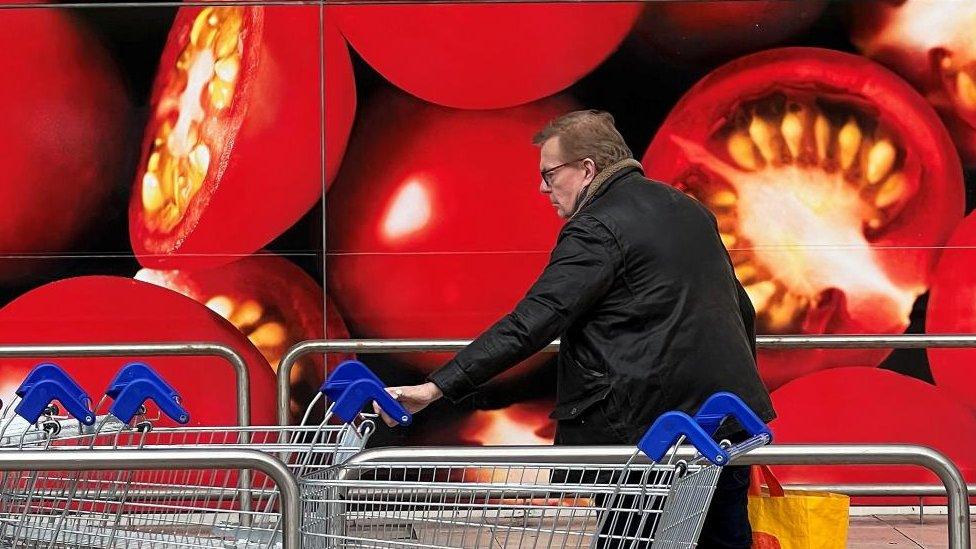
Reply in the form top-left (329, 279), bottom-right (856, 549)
top-left (375, 110), bottom-right (775, 548)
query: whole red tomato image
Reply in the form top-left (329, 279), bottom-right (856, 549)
top-left (330, 2), bottom-right (640, 109)
top-left (129, 5), bottom-right (356, 270)
top-left (0, 276), bottom-right (277, 427)
top-left (327, 90), bottom-right (573, 379)
top-left (0, 6), bottom-right (128, 283)
top-left (769, 367), bottom-right (976, 487)
top-left (642, 48), bottom-right (964, 390)
top-left (135, 253), bottom-right (352, 420)
top-left (850, 1), bottom-right (976, 164)
top-left (926, 212), bottom-right (976, 411)
top-left (634, 0), bottom-right (827, 64)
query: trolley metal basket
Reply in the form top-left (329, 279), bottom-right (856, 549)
top-left (0, 359), bottom-right (411, 548)
top-left (300, 392), bottom-right (772, 549)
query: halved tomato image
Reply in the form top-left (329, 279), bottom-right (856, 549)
top-left (330, 1), bottom-right (640, 109)
top-left (925, 212), bottom-right (976, 411)
top-left (643, 48), bottom-right (964, 389)
top-left (634, 0), bottom-right (827, 64)
top-left (327, 89), bottom-right (573, 381)
top-left (850, 1), bottom-right (976, 164)
top-left (0, 276), bottom-right (277, 427)
top-left (135, 253), bottom-right (351, 421)
top-left (0, 6), bottom-right (128, 283)
top-left (458, 399), bottom-right (555, 446)
top-left (770, 368), bottom-right (976, 491)
top-left (129, 5), bottom-right (355, 270)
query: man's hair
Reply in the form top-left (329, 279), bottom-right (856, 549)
top-left (532, 109), bottom-right (633, 172)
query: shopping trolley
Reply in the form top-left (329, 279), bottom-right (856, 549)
top-left (301, 392), bottom-right (772, 549)
top-left (0, 359), bottom-right (411, 548)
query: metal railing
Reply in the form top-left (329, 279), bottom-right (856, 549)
top-left (341, 443), bottom-right (972, 549)
top-left (0, 448), bottom-right (301, 549)
top-left (277, 334), bottom-right (976, 424)
top-left (0, 342), bottom-right (251, 427)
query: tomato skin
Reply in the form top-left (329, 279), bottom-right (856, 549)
top-left (926, 213), bottom-right (976, 411)
top-left (327, 89), bottom-right (575, 379)
top-left (0, 7), bottom-right (128, 282)
top-left (135, 253), bottom-right (353, 421)
top-left (634, 0), bottom-right (828, 64)
top-left (769, 367), bottom-right (976, 487)
top-left (330, 2), bottom-right (641, 109)
top-left (642, 47), bottom-right (964, 389)
top-left (129, 5), bottom-right (355, 270)
top-left (0, 276), bottom-right (277, 427)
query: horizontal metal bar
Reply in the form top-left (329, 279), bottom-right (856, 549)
top-left (0, 343), bottom-right (250, 428)
top-left (0, 0), bottom-right (664, 9)
top-left (0, 1), bottom-right (319, 7)
top-left (289, 334), bottom-right (976, 354)
top-left (0, 449), bottom-right (299, 549)
top-left (755, 334), bottom-right (976, 349)
top-left (340, 444), bottom-right (970, 549)
top-left (277, 335), bottom-right (976, 424)
top-left (784, 484), bottom-right (976, 497)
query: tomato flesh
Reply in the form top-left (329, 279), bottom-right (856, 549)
top-left (130, 6), bottom-right (355, 270)
top-left (135, 253), bottom-right (349, 421)
top-left (643, 48), bottom-right (963, 389)
top-left (458, 400), bottom-right (555, 446)
top-left (850, 0), bottom-right (976, 163)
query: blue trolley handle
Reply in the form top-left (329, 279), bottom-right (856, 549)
top-left (320, 360), bottom-right (412, 426)
top-left (637, 391), bottom-right (772, 465)
top-left (15, 363), bottom-right (95, 426)
top-left (106, 362), bottom-right (189, 425)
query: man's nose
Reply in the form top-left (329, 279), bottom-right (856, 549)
top-left (539, 180), bottom-right (550, 194)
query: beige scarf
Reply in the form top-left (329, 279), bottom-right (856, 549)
top-left (569, 158), bottom-right (644, 219)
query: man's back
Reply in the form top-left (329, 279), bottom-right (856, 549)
top-left (551, 167), bottom-right (774, 441)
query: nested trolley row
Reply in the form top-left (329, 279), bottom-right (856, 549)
top-left (0, 359), bottom-right (771, 548)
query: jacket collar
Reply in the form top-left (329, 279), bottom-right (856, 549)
top-left (569, 158), bottom-right (644, 219)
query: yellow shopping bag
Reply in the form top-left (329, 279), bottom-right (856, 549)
top-left (748, 465), bottom-right (850, 549)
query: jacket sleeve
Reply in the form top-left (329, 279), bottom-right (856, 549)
top-left (428, 215), bottom-right (621, 402)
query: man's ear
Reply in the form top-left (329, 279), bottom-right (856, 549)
top-left (584, 158), bottom-right (597, 181)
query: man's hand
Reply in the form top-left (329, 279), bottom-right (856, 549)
top-left (373, 381), bottom-right (444, 427)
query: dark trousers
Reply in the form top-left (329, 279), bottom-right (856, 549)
top-left (554, 400), bottom-right (752, 548)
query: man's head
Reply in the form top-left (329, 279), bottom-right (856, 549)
top-left (533, 110), bottom-right (633, 218)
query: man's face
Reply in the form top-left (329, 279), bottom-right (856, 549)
top-left (539, 137), bottom-right (593, 219)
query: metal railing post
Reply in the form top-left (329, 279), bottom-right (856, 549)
top-left (0, 448), bottom-right (301, 549)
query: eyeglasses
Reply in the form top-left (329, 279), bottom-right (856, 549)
top-left (541, 158), bottom-right (586, 187)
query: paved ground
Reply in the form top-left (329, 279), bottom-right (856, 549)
top-left (848, 515), bottom-right (975, 548)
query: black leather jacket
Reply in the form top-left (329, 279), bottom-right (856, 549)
top-left (429, 165), bottom-right (775, 442)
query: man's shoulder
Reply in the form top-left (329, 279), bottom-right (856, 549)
top-left (613, 172), bottom-right (690, 199)
top-left (590, 172), bottom-right (698, 218)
